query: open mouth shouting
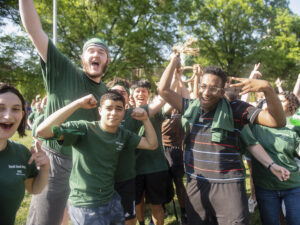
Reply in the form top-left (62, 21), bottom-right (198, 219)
top-left (0, 122), bottom-right (14, 131)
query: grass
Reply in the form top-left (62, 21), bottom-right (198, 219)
top-left (12, 131), bottom-right (262, 225)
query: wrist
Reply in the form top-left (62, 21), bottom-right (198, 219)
top-left (267, 161), bottom-right (275, 170)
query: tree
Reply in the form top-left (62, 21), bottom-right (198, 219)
top-left (0, 0), bottom-right (180, 99)
top-left (177, 0), bottom-right (300, 88)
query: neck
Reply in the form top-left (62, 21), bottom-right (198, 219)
top-left (0, 139), bottom-right (8, 151)
top-left (99, 121), bottom-right (118, 133)
top-left (85, 72), bottom-right (102, 84)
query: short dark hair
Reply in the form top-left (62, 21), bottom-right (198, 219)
top-left (99, 90), bottom-right (125, 107)
top-left (131, 79), bottom-right (151, 90)
top-left (203, 66), bottom-right (228, 87)
top-left (0, 83), bottom-right (27, 137)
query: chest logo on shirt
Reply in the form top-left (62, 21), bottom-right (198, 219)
top-left (8, 165), bottom-right (26, 176)
top-left (115, 141), bottom-right (124, 151)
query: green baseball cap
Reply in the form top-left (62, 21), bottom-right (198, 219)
top-left (83, 38), bottom-right (109, 57)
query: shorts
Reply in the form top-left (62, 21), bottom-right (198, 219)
top-left (68, 192), bottom-right (124, 225)
top-left (164, 146), bottom-right (185, 179)
top-left (135, 170), bottom-right (171, 205)
top-left (185, 178), bottom-right (249, 225)
top-left (26, 145), bottom-right (72, 225)
top-left (115, 179), bottom-right (136, 220)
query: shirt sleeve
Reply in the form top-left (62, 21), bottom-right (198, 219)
top-left (231, 100), bottom-right (262, 124)
top-left (240, 124), bottom-right (260, 147)
top-left (23, 146), bottom-right (39, 179)
top-left (60, 120), bottom-right (88, 146)
top-left (124, 130), bottom-right (142, 152)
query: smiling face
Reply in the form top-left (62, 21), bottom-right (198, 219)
top-left (98, 99), bottom-right (125, 132)
top-left (132, 87), bottom-right (149, 107)
top-left (0, 92), bottom-right (24, 141)
top-left (199, 74), bottom-right (225, 112)
top-left (81, 45), bottom-right (109, 82)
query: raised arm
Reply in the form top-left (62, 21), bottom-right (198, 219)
top-left (231, 77), bottom-right (286, 128)
top-left (241, 63), bottom-right (262, 103)
top-left (247, 144), bottom-right (290, 182)
top-left (158, 54), bottom-right (183, 112)
top-left (293, 74), bottom-right (300, 102)
top-left (19, 0), bottom-right (49, 62)
top-left (131, 108), bottom-right (158, 150)
top-left (36, 95), bottom-right (97, 138)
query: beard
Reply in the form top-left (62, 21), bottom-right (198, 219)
top-left (82, 62), bottom-right (108, 81)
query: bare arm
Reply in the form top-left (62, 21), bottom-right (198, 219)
top-left (36, 95), bottom-right (97, 138)
top-left (231, 78), bottom-right (286, 128)
top-left (247, 144), bottom-right (290, 182)
top-left (131, 108), bottom-right (158, 150)
top-left (25, 140), bottom-right (50, 194)
top-left (293, 74), bottom-right (300, 102)
top-left (158, 54), bottom-right (183, 112)
top-left (19, 0), bottom-right (49, 62)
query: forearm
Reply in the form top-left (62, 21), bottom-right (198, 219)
top-left (247, 144), bottom-right (274, 168)
top-left (30, 165), bottom-right (50, 194)
top-left (36, 100), bottom-right (81, 138)
top-left (263, 84), bottom-right (286, 127)
top-left (143, 119), bottom-right (158, 150)
top-left (19, 0), bottom-right (48, 61)
top-left (293, 74), bottom-right (300, 100)
top-left (158, 59), bottom-right (178, 95)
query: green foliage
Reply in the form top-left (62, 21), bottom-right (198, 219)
top-left (178, 0), bottom-right (300, 88)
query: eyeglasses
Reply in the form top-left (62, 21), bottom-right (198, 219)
top-left (199, 85), bottom-right (223, 94)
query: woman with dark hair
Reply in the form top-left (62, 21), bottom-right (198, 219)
top-left (0, 83), bottom-right (50, 225)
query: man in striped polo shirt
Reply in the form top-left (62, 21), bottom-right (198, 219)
top-left (158, 54), bottom-right (286, 225)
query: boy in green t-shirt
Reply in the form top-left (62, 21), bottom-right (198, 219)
top-left (36, 90), bottom-right (158, 225)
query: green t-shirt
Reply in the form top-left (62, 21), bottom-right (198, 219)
top-left (0, 140), bottom-right (38, 225)
top-left (136, 110), bottom-right (168, 175)
top-left (115, 107), bottom-right (145, 182)
top-left (60, 120), bottom-right (141, 207)
top-left (241, 124), bottom-right (300, 190)
top-left (41, 40), bottom-right (107, 156)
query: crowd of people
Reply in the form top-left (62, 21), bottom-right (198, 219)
top-left (1, 1), bottom-right (300, 225)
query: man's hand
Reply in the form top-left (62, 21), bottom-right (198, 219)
top-left (193, 64), bottom-right (203, 77)
top-left (131, 107), bottom-right (148, 121)
top-left (270, 163), bottom-right (290, 182)
top-left (28, 139), bottom-right (50, 169)
top-left (230, 77), bottom-right (271, 95)
top-left (170, 52), bottom-right (181, 69)
top-left (75, 94), bottom-right (97, 109)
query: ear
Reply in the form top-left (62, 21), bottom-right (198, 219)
top-left (98, 106), bottom-right (102, 115)
top-left (106, 57), bottom-right (111, 64)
